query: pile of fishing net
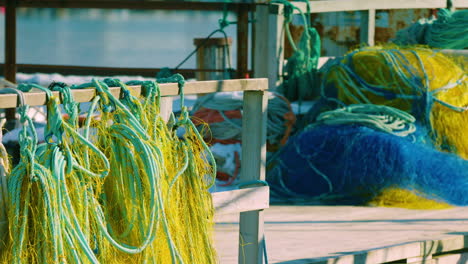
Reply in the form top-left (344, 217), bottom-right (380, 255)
top-left (192, 91), bottom-right (295, 185)
top-left (392, 9), bottom-right (468, 49)
top-left (269, 104), bottom-right (468, 208)
top-left (323, 46), bottom-right (467, 159)
top-left (269, 46), bottom-right (468, 208)
top-left (0, 76), bottom-right (218, 263)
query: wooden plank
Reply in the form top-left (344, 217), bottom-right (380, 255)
top-left (237, 4), bottom-right (250, 79)
top-left (439, 49), bottom-right (468, 58)
top-left (159, 97), bottom-right (173, 122)
top-left (0, 78), bottom-right (268, 108)
top-left (407, 255), bottom-right (433, 264)
top-left (421, 235), bottom-right (467, 256)
top-left (453, 0), bottom-right (468, 8)
top-left (212, 186), bottom-right (269, 215)
top-left (433, 252), bottom-right (468, 264)
top-left (239, 90), bottom-right (268, 264)
top-left (216, 206), bottom-right (468, 263)
top-left (4, 0), bottom-right (16, 120)
top-left (268, 0), bottom-right (446, 14)
top-left (4, 63), bottom-right (241, 80)
top-left (11, 0), bottom-right (252, 11)
top-left (254, 4), bottom-right (284, 90)
top-left (360, 9), bottom-right (376, 46)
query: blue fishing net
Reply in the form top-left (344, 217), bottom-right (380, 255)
top-left (268, 123), bottom-right (468, 205)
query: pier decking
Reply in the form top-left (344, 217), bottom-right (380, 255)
top-left (215, 206), bottom-right (468, 264)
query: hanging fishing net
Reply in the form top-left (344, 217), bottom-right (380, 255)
top-left (274, 0), bottom-right (322, 102)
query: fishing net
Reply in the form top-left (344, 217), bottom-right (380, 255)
top-left (192, 91), bottom-right (294, 185)
top-left (274, 0), bottom-right (321, 102)
top-left (0, 119), bottom-right (9, 249)
top-left (392, 9), bottom-right (468, 49)
top-left (322, 46), bottom-right (468, 159)
top-left (268, 105), bottom-right (468, 207)
top-left (2, 76), bottom-right (217, 263)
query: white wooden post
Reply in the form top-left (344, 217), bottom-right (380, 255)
top-left (239, 90), bottom-right (268, 264)
top-left (159, 97), bottom-right (173, 122)
top-left (360, 9), bottom-right (376, 46)
top-left (254, 4), bottom-right (284, 90)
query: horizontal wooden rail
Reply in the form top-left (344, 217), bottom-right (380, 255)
top-left (0, 64), bottom-right (252, 80)
top-left (267, 0), bottom-right (466, 14)
top-left (440, 49), bottom-right (468, 58)
top-left (0, 0), bottom-right (255, 11)
top-left (212, 186), bottom-right (269, 215)
top-left (0, 78), bottom-right (268, 108)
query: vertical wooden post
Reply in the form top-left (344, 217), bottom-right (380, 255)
top-left (237, 4), bottom-right (249, 79)
top-left (159, 97), bottom-right (173, 122)
top-left (360, 9), bottom-right (376, 46)
top-left (194, 37), bottom-right (232, 81)
top-left (239, 90), bottom-right (268, 264)
top-left (5, 0), bottom-right (17, 121)
top-left (254, 4), bottom-right (284, 90)
top-left (250, 5), bottom-right (256, 79)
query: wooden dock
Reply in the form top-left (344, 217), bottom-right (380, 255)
top-left (215, 206), bottom-right (468, 264)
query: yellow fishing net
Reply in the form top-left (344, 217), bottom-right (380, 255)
top-left (369, 188), bottom-right (452, 210)
top-left (2, 79), bottom-right (217, 263)
top-left (324, 46), bottom-right (468, 159)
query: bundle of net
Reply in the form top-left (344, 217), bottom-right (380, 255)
top-left (0, 118), bottom-right (9, 247)
top-left (1, 76), bottom-right (217, 263)
top-left (322, 46), bottom-right (468, 160)
top-left (267, 104), bottom-right (468, 208)
top-left (392, 8), bottom-right (468, 50)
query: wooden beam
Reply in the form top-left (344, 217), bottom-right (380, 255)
top-left (269, 0), bottom-right (447, 14)
top-left (212, 186), bottom-right (269, 215)
top-left (11, 0), bottom-right (254, 11)
top-left (439, 49), bottom-right (468, 58)
top-left (4, 64), bottom-right (248, 80)
top-left (239, 90), bottom-right (268, 264)
top-left (254, 4), bottom-right (284, 90)
top-left (0, 78), bottom-right (268, 108)
top-left (360, 9), bottom-right (376, 46)
top-left (4, 0), bottom-right (16, 120)
top-left (159, 97), bottom-right (173, 122)
top-left (237, 4), bottom-right (250, 79)
top-left (452, 0), bottom-right (468, 8)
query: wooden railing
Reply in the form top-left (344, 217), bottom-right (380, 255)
top-left (253, 0), bottom-right (467, 90)
top-left (0, 77), bottom-right (270, 264)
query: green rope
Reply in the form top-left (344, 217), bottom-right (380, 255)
top-left (272, 0), bottom-right (321, 102)
top-left (172, 0), bottom-right (235, 78)
top-left (314, 104), bottom-right (417, 137)
top-left (392, 8), bottom-right (468, 49)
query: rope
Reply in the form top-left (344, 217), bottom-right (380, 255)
top-left (392, 9), bottom-right (468, 49)
top-left (4, 74), bottom-right (218, 263)
top-left (172, 0), bottom-right (235, 78)
top-left (321, 46), bottom-right (468, 159)
top-left (272, 0), bottom-right (321, 102)
top-left (193, 91), bottom-right (295, 146)
top-left (314, 104), bottom-right (417, 137)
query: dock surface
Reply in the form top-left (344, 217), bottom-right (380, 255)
top-left (215, 206), bottom-right (468, 263)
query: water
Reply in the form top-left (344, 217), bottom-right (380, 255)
top-left (0, 8), bottom-right (238, 69)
